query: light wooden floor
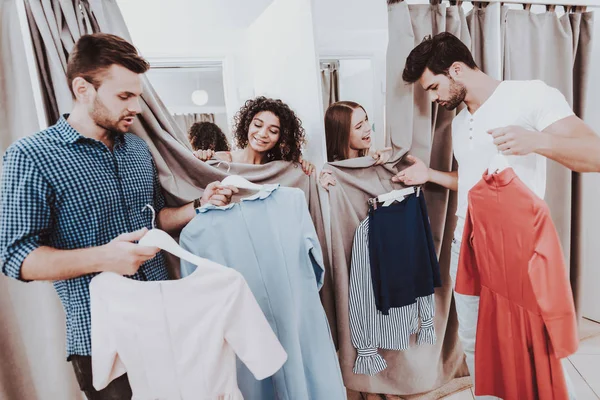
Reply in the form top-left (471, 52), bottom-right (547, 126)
top-left (443, 318), bottom-right (600, 399)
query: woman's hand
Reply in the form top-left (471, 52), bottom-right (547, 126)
top-left (299, 157), bottom-right (316, 176)
top-left (193, 149), bottom-right (215, 162)
top-left (319, 169), bottom-right (337, 191)
top-left (371, 147), bottom-right (393, 165)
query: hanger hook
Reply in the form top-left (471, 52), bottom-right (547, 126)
top-left (142, 204), bottom-right (156, 229)
top-left (216, 159), bottom-right (231, 173)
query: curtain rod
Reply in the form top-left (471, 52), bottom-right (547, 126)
top-left (389, 0), bottom-right (595, 9)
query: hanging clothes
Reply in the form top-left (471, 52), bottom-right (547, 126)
top-left (323, 158), bottom-right (467, 395)
top-left (455, 167), bottom-right (578, 400)
top-left (368, 192), bottom-right (441, 314)
top-left (179, 185), bottom-right (346, 400)
top-left (349, 216), bottom-right (436, 376)
top-left (89, 259), bottom-right (286, 400)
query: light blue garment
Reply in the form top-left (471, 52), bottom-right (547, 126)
top-left (180, 186), bottom-right (345, 400)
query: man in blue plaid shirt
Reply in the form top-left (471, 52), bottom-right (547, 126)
top-left (0, 33), bottom-right (237, 400)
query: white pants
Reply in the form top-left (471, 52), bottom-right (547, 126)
top-left (450, 239), bottom-right (576, 400)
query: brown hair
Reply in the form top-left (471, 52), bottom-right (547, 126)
top-left (67, 33), bottom-right (149, 97)
top-left (324, 101), bottom-right (369, 162)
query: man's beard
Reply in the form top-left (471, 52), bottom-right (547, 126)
top-left (440, 79), bottom-right (467, 111)
top-left (90, 97), bottom-right (133, 134)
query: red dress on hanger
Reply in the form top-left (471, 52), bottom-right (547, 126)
top-left (455, 167), bottom-right (578, 400)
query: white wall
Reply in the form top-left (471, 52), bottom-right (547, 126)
top-left (117, 0), bottom-right (272, 58)
top-left (246, 0), bottom-right (326, 166)
top-left (338, 59), bottom-right (377, 138)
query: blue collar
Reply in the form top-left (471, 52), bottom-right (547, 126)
top-left (196, 184), bottom-right (280, 213)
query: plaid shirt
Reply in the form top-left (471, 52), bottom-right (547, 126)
top-left (0, 116), bottom-right (169, 358)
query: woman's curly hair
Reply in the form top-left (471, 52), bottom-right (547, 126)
top-left (232, 96), bottom-right (306, 162)
top-left (188, 121), bottom-right (231, 152)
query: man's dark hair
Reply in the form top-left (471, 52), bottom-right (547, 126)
top-left (67, 33), bottom-right (149, 97)
top-left (402, 32), bottom-right (478, 84)
top-left (188, 121), bottom-right (230, 152)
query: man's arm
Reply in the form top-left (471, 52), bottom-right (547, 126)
top-left (156, 182), bottom-right (239, 236)
top-left (490, 116), bottom-right (600, 173)
top-left (392, 155), bottom-right (458, 191)
top-left (20, 229), bottom-right (159, 281)
top-left (537, 116), bottom-right (600, 172)
top-left (1, 149), bottom-right (159, 282)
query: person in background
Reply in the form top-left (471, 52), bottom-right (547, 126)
top-left (193, 96), bottom-right (315, 176)
top-left (0, 33), bottom-right (236, 400)
top-left (188, 121), bottom-right (231, 153)
top-left (319, 100), bottom-right (393, 190)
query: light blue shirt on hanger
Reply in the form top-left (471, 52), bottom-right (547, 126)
top-left (179, 185), bottom-right (345, 400)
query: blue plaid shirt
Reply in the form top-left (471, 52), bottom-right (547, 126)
top-left (0, 116), bottom-right (169, 358)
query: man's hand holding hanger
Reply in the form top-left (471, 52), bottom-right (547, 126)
top-left (200, 181), bottom-right (239, 207)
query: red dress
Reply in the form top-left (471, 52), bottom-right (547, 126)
top-left (455, 168), bottom-right (578, 400)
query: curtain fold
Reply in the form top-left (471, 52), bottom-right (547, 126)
top-left (172, 112), bottom-right (216, 135)
top-left (320, 61), bottom-right (339, 112)
top-left (1, 1), bottom-right (83, 399)
top-left (502, 7), bottom-right (594, 319)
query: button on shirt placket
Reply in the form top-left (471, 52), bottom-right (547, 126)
top-left (469, 118), bottom-right (474, 150)
top-left (104, 143), bottom-right (148, 281)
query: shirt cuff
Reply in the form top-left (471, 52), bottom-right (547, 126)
top-left (2, 240), bottom-right (39, 282)
top-left (546, 314), bottom-right (578, 359)
top-left (416, 317), bottom-right (437, 346)
top-left (353, 348), bottom-right (387, 376)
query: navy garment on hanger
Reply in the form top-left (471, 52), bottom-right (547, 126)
top-left (368, 192), bottom-right (441, 315)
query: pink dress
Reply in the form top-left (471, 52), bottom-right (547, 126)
top-left (90, 258), bottom-right (287, 399)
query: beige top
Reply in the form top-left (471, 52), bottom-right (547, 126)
top-left (90, 259), bottom-right (287, 400)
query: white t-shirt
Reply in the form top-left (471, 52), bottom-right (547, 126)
top-left (452, 80), bottom-right (574, 240)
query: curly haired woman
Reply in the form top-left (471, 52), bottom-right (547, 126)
top-left (194, 96), bottom-right (315, 175)
top-left (188, 121), bottom-right (231, 152)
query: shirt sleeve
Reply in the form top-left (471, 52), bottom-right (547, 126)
top-left (151, 158), bottom-right (166, 213)
top-left (299, 192), bottom-right (325, 290)
top-left (0, 147), bottom-right (53, 282)
top-left (348, 219), bottom-right (387, 376)
top-left (224, 272), bottom-right (287, 380)
top-left (529, 81), bottom-right (575, 132)
top-left (90, 277), bottom-right (127, 390)
top-left (455, 205), bottom-right (481, 296)
top-left (528, 205), bottom-right (578, 359)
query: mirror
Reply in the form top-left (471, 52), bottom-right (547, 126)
top-left (313, 0), bottom-right (388, 150)
top-left (145, 61), bottom-right (231, 143)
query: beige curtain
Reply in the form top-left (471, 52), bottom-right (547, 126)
top-left (502, 6), bottom-right (593, 320)
top-left (0, 0), bottom-right (82, 399)
top-left (25, 0), bottom-right (99, 124)
top-left (172, 113), bottom-right (216, 135)
top-left (321, 61), bottom-right (340, 112)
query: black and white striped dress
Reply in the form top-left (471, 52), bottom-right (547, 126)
top-left (349, 217), bottom-right (436, 376)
